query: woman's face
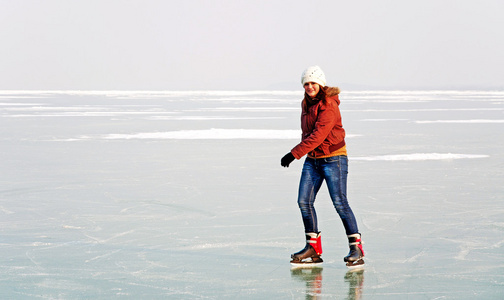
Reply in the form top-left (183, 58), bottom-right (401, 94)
top-left (304, 82), bottom-right (320, 98)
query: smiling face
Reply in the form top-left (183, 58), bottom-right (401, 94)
top-left (304, 82), bottom-right (320, 98)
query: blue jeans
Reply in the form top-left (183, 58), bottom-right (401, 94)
top-left (297, 156), bottom-right (359, 235)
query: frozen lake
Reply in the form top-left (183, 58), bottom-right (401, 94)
top-left (0, 90), bottom-right (503, 299)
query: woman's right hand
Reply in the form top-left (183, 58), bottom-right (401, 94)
top-left (281, 152), bottom-right (295, 168)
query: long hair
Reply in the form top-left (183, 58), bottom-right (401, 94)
top-left (303, 86), bottom-right (341, 110)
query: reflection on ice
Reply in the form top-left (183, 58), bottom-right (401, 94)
top-left (345, 269), bottom-right (365, 300)
top-left (291, 267), bottom-right (324, 299)
top-left (290, 267), bottom-right (365, 300)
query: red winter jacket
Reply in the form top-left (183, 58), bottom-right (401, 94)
top-left (291, 87), bottom-right (346, 159)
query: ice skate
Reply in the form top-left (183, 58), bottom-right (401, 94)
top-left (344, 233), bottom-right (365, 268)
top-left (290, 232), bottom-right (323, 268)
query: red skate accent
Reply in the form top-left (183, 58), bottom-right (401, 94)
top-left (307, 233), bottom-right (323, 255)
top-left (356, 238), bottom-right (364, 257)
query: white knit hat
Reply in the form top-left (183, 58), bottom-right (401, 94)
top-left (301, 65), bottom-right (326, 87)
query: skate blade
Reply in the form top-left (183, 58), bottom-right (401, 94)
top-left (290, 261), bottom-right (323, 269)
top-left (346, 259), bottom-right (364, 269)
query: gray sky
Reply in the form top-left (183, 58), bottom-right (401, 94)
top-left (1, 0), bottom-right (503, 90)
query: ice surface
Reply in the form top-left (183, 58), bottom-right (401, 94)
top-left (0, 90), bottom-right (503, 299)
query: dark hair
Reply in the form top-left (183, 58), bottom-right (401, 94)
top-left (303, 86), bottom-right (340, 109)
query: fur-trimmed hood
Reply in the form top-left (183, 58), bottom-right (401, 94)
top-left (323, 86), bottom-right (341, 97)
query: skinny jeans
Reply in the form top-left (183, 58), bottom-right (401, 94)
top-left (297, 155), bottom-right (359, 235)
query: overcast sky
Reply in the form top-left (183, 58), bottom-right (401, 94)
top-left (1, 0), bottom-right (503, 90)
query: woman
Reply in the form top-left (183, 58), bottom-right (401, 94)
top-left (281, 65), bottom-right (364, 268)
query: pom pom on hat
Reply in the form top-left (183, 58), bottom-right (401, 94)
top-left (301, 65), bottom-right (326, 87)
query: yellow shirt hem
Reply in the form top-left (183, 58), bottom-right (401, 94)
top-left (308, 145), bottom-right (347, 159)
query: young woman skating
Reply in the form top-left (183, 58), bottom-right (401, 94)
top-left (281, 65), bottom-right (364, 268)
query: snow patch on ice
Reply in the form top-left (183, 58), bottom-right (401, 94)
top-left (0, 206), bottom-right (14, 214)
top-left (31, 242), bottom-right (52, 246)
top-left (3, 111), bottom-right (176, 118)
top-left (0, 102), bottom-right (46, 105)
top-left (353, 153), bottom-right (488, 161)
top-left (104, 129), bottom-right (301, 140)
top-left (416, 119), bottom-right (504, 124)
top-left (208, 107), bottom-right (299, 111)
top-left (0, 90), bottom-right (303, 97)
top-left (146, 116), bottom-right (283, 121)
top-left (361, 119), bottom-right (409, 122)
top-left (345, 108), bottom-right (504, 112)
top-left (62, 225), bottom-right (84, 229)
top-left (76, 129), bottom-right (363, 140)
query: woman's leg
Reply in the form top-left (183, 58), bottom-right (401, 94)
top-left (297, 158), bottom-right (324, 233)
top-left (322, 156), bottom-right (359, 235)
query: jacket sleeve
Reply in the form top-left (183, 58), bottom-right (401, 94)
top-left (290, 103), bottom-right (337, 159)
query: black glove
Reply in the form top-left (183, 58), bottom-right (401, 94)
top-left (281, 152), bottom-right (295, 167)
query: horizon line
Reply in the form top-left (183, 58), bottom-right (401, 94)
top-left (1, 88), bottom-right (504, 94)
